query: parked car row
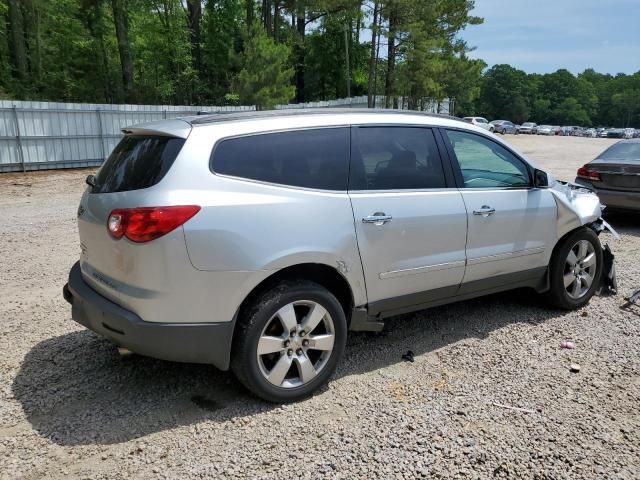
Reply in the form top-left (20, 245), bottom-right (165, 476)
top-left (463, 117), bottom-right (639, 139)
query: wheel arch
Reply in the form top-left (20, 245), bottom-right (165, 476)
top-left (230, 262), bottom-right (355, 345)
top-left (545, 224), bottom-right (602, 291)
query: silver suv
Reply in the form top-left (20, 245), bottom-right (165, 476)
top-left (64, 110), bottom-right (614, 402)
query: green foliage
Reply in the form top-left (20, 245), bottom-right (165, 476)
top-left (474, 65), bottom-right (640, 127)
top-left (0, 0), bottom-right (637, 129)
top-left (231, 25), bottom-right (295, 109)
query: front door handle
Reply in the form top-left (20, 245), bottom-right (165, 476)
top-left (473, 205), bottom-right (496, 217)
top-left (362, 212), bottom-right (392, 225)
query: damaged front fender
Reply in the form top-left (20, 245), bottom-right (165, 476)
top-left (549, 180), bottom-right (603, 239)
top-left (549, 181), bottom-right (619, 295)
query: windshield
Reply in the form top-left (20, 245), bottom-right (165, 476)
top-left (522, 123), bottom-right (535, 127)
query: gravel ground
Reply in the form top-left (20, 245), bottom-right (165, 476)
top-left (1, 135), bottom-right (638, 479)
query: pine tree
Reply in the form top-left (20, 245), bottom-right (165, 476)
top-left (231, 25), bottom-right (295, 109)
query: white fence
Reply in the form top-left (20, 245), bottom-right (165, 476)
top-left (0, 95), bottom-right (450, 173)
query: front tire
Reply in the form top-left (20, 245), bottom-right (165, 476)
top-left (546, 228), bottom-right (602, 310)
top-left (231, 280), bottom-right (347, 402)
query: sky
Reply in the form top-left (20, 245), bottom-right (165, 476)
top-left (460, 0), bottom-right (640, 75)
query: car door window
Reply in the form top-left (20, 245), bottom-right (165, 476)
top-left (211, 128), bottom-right (350, 190)
top-left (350, 127), bottom-right (446, 190)
top-left (445, 130), bottom-right (530, 188)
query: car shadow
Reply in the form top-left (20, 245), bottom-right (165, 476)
top-left (604, 210), bottom-right (640, 238)
top-left (12, 288), bottom-right (565, 447)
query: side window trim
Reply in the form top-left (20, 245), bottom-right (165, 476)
top-left (438, 127), bottom-right (533, 190)
top-left (349, 124), bottom-right (454, 191)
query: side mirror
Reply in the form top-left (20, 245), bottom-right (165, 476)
top-left (85, 174), bottom-right (96, 187)
top-left (533, 169), bottom-right (549, 188)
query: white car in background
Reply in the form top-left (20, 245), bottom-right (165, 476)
top-left (536, 125), bottom-right (554, 136)
top-left (519, 122), bottom-right (537, 134)
top-left (462, 117), bottom-right (495, 132)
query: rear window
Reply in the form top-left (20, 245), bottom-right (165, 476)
top-left (600, 142), bottom-right (640, 160)
top-left (92, 135), bottom-right (185, 193)
top-left (211, 128), bottom-right (350, 190)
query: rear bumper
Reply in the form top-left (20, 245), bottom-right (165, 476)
top-left (64, 262), bottom-right (234, 369)
top-left (575, 180), bottom-right (640, 211)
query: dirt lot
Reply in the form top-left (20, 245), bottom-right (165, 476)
top-left (1, 135), bottom-right (638, 479)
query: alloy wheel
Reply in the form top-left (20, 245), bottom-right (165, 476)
top-left (256, 300), bottom-right (335, 389)
top-left (564, 240), bottom-right (597, 300)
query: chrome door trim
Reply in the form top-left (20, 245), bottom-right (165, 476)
top-left (379, 260), bottom-right (466, 280)
top-left (466, 246), bottom-right (545, 266)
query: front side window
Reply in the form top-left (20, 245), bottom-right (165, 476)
top-left (350, 127), bottom-right (446, 190)
top-left (445, 130), bottom-right (530, 188)
top-left (211, 128), bottom-right (350, 190)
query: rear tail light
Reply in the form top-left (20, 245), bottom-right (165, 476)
top-left (576, 165), bottom-right (601, 182)
top-left (107, 205), bottom-right (201, 242)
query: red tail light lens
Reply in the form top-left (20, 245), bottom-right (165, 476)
top-left (576, 165), bottom-right (601, 181)
top-left (107, 205), bottom-right (201, 242)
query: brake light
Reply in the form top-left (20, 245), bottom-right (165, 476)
top-left (107, 205), bottom-right (201, 242)
top-left (576, 165), bottom-right (601, 182)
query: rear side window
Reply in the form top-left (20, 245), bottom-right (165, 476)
top-left (92, 136), bottom-right (185, 193)
top-left (211, 128), bottom-right (350, 191)
top-left (350, 127), bottom-right (446, 190)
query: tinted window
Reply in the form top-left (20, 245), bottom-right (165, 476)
top-left (445, 130), bottom-right (530, 188)
top-left (599, 142), bottom-right (640, 160)
top-left (350, 127), bottom-right (446, 190)
top-left (211, 128), bottom-right (349, 190)
top-left (92, 136), bottom-right (185, 193)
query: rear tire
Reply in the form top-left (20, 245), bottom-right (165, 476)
top-left (231, 280), bottom-right (347, 403)
top-left (546, 228), bottom-right (602, 310)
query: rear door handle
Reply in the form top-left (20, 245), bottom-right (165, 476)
top-left (362, 212), bottom-right (392, 225)
top-left (473, 205), bottom-right (496, 217)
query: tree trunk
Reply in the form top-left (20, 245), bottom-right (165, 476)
top-left (385, 7), bottom-right (397, 109)
top-left (7, 0), bottom-right (28, 82)
top-left (295, 2), bottom-right (305, 103)
top-left (273, 0), bottom-right (280, 41)
top-left (262, 0), bottom-right (272, 36)
top-left (246, 0), bottom-right (254, 26)
top-left (111, 0), bottom-right (134, 102)
top-left (367, 1), bottom-right (379, 107)
top-left (372, 15), bottom-right (381, 107)
top-left (186, 0), bottom-right (202, 73)
top-left (82, 0), bottom-right (112, 102)
top-left (355, 0), bottom-right (362, 41)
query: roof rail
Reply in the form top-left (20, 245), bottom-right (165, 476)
top-left (190, 108), bottom-right (459, 125)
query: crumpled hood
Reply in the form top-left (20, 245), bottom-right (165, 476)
top-left (549, 180), bottom-right (602, 238)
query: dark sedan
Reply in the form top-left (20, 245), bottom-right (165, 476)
top-left (575, 139), bottom-right (640, 212)
top-left (606, 128), bottom-right (626, 138)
